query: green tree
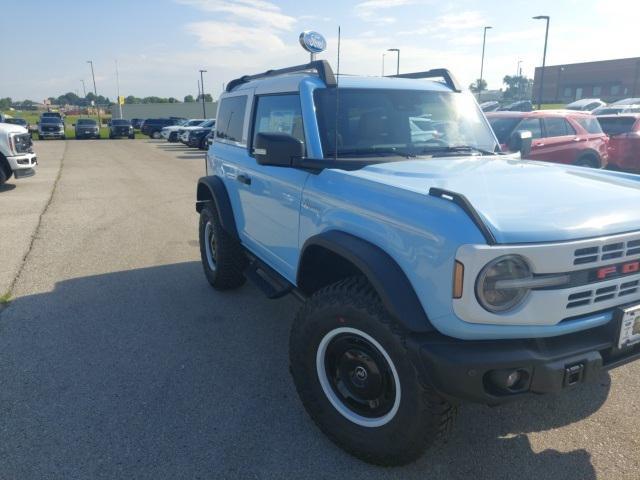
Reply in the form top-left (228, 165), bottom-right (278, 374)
top-left (469, 79), bottom-right (487, 94)
top-left (502, 75), bottom-right (533, 101)
top-left (184, 95), bottom-right (195, 103)
top-left (0, 97), bottom-right (12, 109)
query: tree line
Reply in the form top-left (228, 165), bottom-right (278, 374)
top-left (0, 93), bottom-right (215, 109)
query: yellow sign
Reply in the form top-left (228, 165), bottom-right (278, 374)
top-left (118, 96), bottom-right (125, 105)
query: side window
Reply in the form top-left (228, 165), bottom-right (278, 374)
top-left (216, 95), bottom-right (248, 144)
top-left (252, 94), bottom-right (305, 151)
top-left (517, 118), bottom-right (542, 139)
top-left (544, 117), bottom-right (572, 137)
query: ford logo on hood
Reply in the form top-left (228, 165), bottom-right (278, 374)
top-left (299, 31), bottom-right (326, 54)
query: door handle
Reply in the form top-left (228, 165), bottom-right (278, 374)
top-left (573, 138), bottom-right (583, 142)
top-left (236, 174), bottom-right (252, 185)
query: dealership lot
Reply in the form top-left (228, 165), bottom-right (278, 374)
top-left (1, 140), bottom-right (639, 479)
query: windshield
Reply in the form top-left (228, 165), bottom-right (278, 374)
top-left (77, 119), bottom-right (97, 126)
top-left (186, 119), bottom-right (204, 126)
top-left (111, 120), bottom-right (130, 126)
top-left (314, 88), bottom-right (498, 158)
top-left (612, 98), bottom-right (640, 105)
top-left (200, 119), bottom-right (215, 128)
top-left (598, 117), bottom-right (637, 136)
top-left (41, 117), bottom-right (63, 124)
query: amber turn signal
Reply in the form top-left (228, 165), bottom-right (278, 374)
top-left (453, 261), bottom-right (464, 299)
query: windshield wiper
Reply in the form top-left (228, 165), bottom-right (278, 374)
top-left (417, 145), bottom-right (497, 157)
top-left (335, 147), bottom-right (415, 158)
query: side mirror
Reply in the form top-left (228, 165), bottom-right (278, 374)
top-left (254, 132), bottom-right (304, 167)
top-left (508, 130), bottom-right (533, 157)
top-left (72, 123), bottom-right (75, 126)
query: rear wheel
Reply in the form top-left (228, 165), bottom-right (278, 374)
top-left (198, 203), bottom-right (246, 289)
top-left (290, 276), bottom-right (456, 466)
top-left (574, 154), bottom-right (600, 168)
top-left (0, 157), bottom-right (10, 186)
top-left (151, 131), bottom-right (162, 139)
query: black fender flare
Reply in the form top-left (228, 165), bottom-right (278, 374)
top-left (196, 175), bottom-right (239, 240)
top-left (298, 231), bottom-right (434, 333)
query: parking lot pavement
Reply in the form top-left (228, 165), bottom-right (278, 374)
top-left (1, 139), bottom-right (639, 479)
top-left (0, 140), bottom-right (65, 296)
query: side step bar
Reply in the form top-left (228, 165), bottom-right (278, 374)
top-left (244, 256), bottom-right (305, 301)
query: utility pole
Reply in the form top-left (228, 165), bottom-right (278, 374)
top-left (533, 15), bottom-right (550, 109)
top-left (115, 59), bottom-right (123, 119)
top-left (479, 26), bottom-right (492, 101)
top-left (80, 79), bottom-right (87, 98)
top-left (381, 52), bottom-right (386, 76)
top-left (199, 69), bottom-right (207, 118)
top-left (387, 48), bottom-right (400, 75)
top-left (87, 60), bottom-right (101, 127)
top-left (517, 60), bottom-right (523, 100)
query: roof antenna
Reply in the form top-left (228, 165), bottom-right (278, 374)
top-left (334, 26), bottom-right (341, 161)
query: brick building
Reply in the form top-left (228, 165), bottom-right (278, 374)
top-left (533, 57), bottom-right (640, 104)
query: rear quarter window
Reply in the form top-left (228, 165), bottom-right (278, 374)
top-left (216, 95), bottom-right (248, 144)
top-left (573, 116), bottom-right (603, 134)
top-left (598, 117), bottom-right (637, 136)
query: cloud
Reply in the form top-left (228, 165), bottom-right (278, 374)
top-left (185, 21), bottom-right (286, 51)
top-left (354, 0), bottom-right (421, 24)
top-left (399, 10), bottom-right (488, 35)
top-left (176, 0), bottom-right (296, 30)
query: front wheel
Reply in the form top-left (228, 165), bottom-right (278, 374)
top-left (289, 277), bottom-right (456, 466)
top-left (151, 131), bottom-right (162, 139)
top-left (574, 154), bottom-right (600, 168)
top-left (198, 203), bottom-right (246, 290)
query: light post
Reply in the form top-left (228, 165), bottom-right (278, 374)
top-left (387, 48), bottom-right (399, 75)
top-left (479, 26), bottom-right (492, 100)
top-left (382, 52), bottom-right (386, 76)
top-left (115, 60), bottom-right (123, 119)
top-left (199, 69), bottom-right (207, 118)
top-left (533, 15), bottom-right (550, 109)
top-left (87, 60), bottom-right (101, 127)
top-left (80, 79), bottom-right (87, 98)
top-left (517, 60), bottom-right (523, 100)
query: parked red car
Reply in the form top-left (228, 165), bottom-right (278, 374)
top-left (597, 114), bottom-right (640, 173)
top-left (486, 111), bottom-right (609, 168)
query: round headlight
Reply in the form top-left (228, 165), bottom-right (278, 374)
top-left (476, 255), bottom-right (531, 313)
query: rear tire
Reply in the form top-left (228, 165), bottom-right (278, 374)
top-left (290, 276), bottom-right (456, 466)
top-left (151, 131), bottom-right (162, 139)
top-left (0, 157), bottom-right (10, 186)
top-left (198, 203), bottom-right (246, 290)
top-left (574, 154), bottom-right (600, 168)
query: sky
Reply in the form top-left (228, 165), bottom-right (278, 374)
top-left (2, 0), bottom-right (639, 102)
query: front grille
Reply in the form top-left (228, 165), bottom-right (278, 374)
top-left (14, 133), bottom-right (32, 153)
top-left (567, 279), bottom-right (640, 308)
top-left (574, 237), bottom-right (640, 265)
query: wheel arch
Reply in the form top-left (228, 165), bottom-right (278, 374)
top-left (297, 231), bottom-right (434, 333)
top-left (196, 176), bottom-right (240, 240)
top-left (575, 148), bottom-right (602, 167)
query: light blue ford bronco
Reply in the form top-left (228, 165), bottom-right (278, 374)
top-left (196, 60), bottom-right (640, 465)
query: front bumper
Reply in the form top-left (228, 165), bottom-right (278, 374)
top-left (7, 152), bottom-right (37, 178)
top-left (412, 315), bottom-right (640, 405)
top-left (39, 131), bottom-right (65, 138)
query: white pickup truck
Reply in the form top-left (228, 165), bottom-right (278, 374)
top-left (0, 119), bottom-right (37, 186)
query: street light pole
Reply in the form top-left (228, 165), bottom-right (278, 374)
top-left (80, 79), bottom-right (87, 98)
top-left (382, 53), bottom-right (386, 76)
top-left (387, 48), bottom-right (399, 75)
top-left (199, 69), bottom-right (207, 118)
top-left (115, 59), bottom-right (123, 119)
top-left (533, 15), bottom-right (550, 110)
top-left (87, 60), bottom-right (101, 127)
top-left (517, 60), bottom-right (523, 100)
top-left (479, 26), bottom-right (492, 101)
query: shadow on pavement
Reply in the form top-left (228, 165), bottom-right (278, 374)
top-left (0, 183), bottom-right (17, 193)
top-left (0, 262), bottom-right (606, 479)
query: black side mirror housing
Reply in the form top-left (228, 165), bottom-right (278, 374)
top-left (508, 130), bottom-right (533, 157)
top-left (254, 132), bottom-right (304, 167)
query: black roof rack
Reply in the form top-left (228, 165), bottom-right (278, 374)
top-left (226, 60), bottom-right (336, 92)
top-left (390, 68), bottom-right (462, 93)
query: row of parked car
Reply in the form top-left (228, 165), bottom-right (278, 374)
top-left (143, 117), bottom-right (216, 150)
top-left (487, 109), bottom-right (640, 172)
top-left (481, 97), bottom-right (640, 115)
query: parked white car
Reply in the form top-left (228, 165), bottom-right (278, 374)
top-left (0, 122), bottom-right (37, 185)
top-left (161, 119), bottom-right (205, 142)
top-left (565, 98), bottom-right (606, 112)
top-left (178, 118), bottom-right (216, 144)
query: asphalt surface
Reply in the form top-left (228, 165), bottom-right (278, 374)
top-left (1, 139), bottom-right (639, 479)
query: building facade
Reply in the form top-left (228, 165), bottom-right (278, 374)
top-left (110, 102), bottom-right (218, 120)
top-left (533, 57), bottom-right (640, 104)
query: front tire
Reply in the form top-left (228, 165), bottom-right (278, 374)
top-left (151, 131), bottom-right (162, 139)
top-left (575, 154), bottom-right (600, 168)
top-left (290, 277), bottom-right (456, 466)
top-left (198, 203), bottom-right (246, 290)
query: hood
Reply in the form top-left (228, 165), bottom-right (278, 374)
top-left (345, 157), bottom-right (640, 243)
top-left (0, 123), bottom-right (29, 135)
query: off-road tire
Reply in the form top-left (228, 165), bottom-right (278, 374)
top-left (198, 203), bottom-right (246, 290)
top-left (290, 276), bottom-right (457, 466)
top-left (0, 157), bottom-right (10, 186)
